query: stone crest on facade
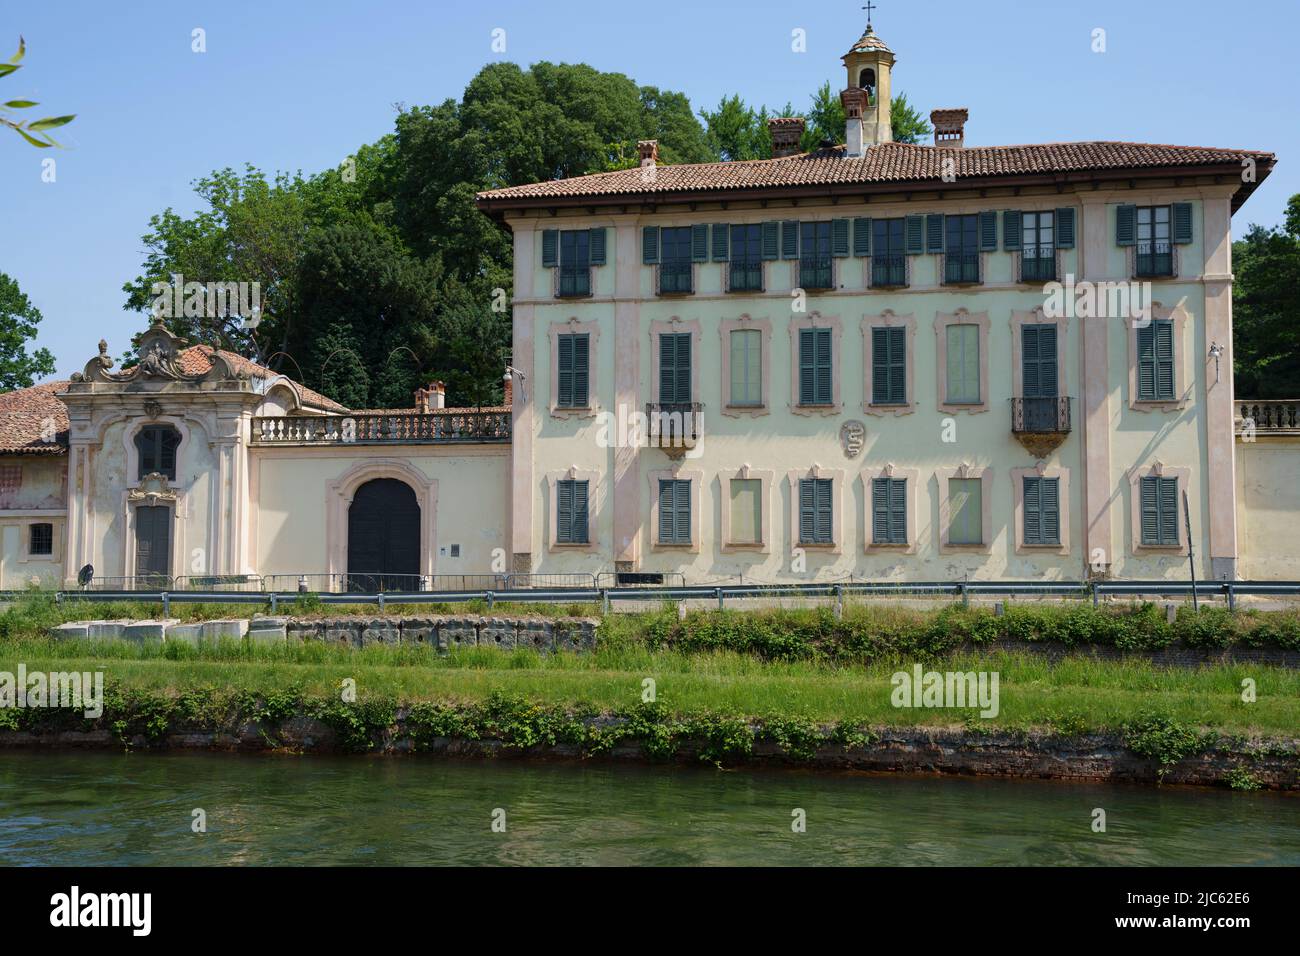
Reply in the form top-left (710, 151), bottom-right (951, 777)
top-left (839, 420), bottom-right (866, 458)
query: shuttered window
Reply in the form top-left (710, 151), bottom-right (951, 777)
top-left (659, 227), bottom-right (694, 293)
top-left (1136, 318), bottom-right (1175, 401)
top-left (555, 479), bottom-right (589, 545)
top-left (1140, 476), bottom-right (1179, 546)
top-left (1021, 324), bottom-right (1058, 398)
top-left (658, 333), bottom-right (691, 404)
top-left (798, 327), bottom-right (833, 406)
top-left (556, 333), bottom-right (590, 407)
top-left (1023, 476), bottom-right (1061, 546)
top-left (556, 230), bottom-right (591, 296)
top-left (945, 324), bottom-right (980, 404)
top-left (948, 478), bottom-right (982, 546)
top-left (799, 478), bottom-right (833, 545)
top-left (871, 326), bottom-right (906, 405)
top-left (658, 479), bottom-right (691, 545)
top-left (729, 329), bottom-right (762, 406)
top-left (729, 478), bottom-right (762, 545)
top-left (871, 477), bottom-right (907, 545)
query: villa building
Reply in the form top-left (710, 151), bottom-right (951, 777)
top-left (0, 19), bottom-right (1293, 590)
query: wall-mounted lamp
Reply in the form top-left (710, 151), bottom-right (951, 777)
top-left (504, 366), bottom-right (526, 403)
top-left (1208, 342), bottom-right (1224, 384)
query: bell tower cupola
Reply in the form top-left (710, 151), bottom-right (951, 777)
top-left (840, 4), bottom-right (895, 156)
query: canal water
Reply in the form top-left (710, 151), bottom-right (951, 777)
top-left (1, 752), bottom-right (1296, 866)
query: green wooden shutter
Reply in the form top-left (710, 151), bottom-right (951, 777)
top-left (658, 333), bottom-right (690, 404)
top-left (926, 214), bottom-right (945, 253)
top-left (572, 334), bottom-right (589, 407)
top-left (1172, 202), bottom-right (1194, 244)
top-left (1023, 477), bottom-right (1042, 545)
top-left (905, 215), bottom-right (925, 254)
top-left (691, 224), bottom-right (709, 262)
top-left (781, 220), bottom-right (799, 259)
top-left (831, 219), bottom-right (851, 258)
top-left (814, 328), bottom-right (832, 404)
top-left (872, 478), bottom-right (889, 544)
top-left (557, 334), bottom-right (574, 407)
top-left (1139, 476), bottom-right (1159, 545)
top-left (799, 479), bottom-right (814, 544)
top-left (658, 480), bottom-right (675, 543)
top-left (871, 327), bottom-right (905, 404)
top-left (711, 223), bottom-right (730, 262)
top-left (572, 480), bottom-right (588, 544)
top-left (888, 478), bottom-right (906, 543)
top-left (1041, 478), bottom-right (1060, 544)
top-left (588, 228), bottom-right (607, 265)
top-left (1003, 210), bottom-right (1022, 250)
top-left (542, 229), bottom-right (559, 267)
top-left (798, 328), bottom-right (815, 405)
top-left (853, 217), bottom-right (871, 257)
top-left (1155, 319), bottom-right (1174, 400)
top-left (1055, 208), bottom-right (1076, 249)
top-left (887, 327), bottom-right (905, 404)
top-left (557, 480), bottom-right (574, 543)
top-left (815, 479), bottom-right (832, 543)
top-left (642, 226), bottom-right (659, 264)
top-left (871, 328), bottom-right (889, 404)
top-left (674, 480), bottom-right (690, 543)
top-left (979, 211), bottom-right (998, 251)
top-left (1158, 478), bottom-right (1178, 545)
top-left (1022, 324), bottom-right (1058, 398)
top-left (1136, 323), bottom-right (1156, 401)
top-left (761, 221), bottom-right (779, 260)
top-left (1116, 204), bottom-right (1137, 246)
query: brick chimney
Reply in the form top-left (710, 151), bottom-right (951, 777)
top-left (637, 140), bottom-right (658, 167)
top-left (414, 381), bottom-right (446, 413)
top-left (930, 108), bottom-right (969, 148)
top-left (768, 117), bottom-right (806, 158)
top-left (502, 370), bottom-right (513, 407)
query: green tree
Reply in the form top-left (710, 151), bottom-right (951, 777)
top-left (700, 95), bottom-right (772, 161)
top-left (1233, 194), bottom-right (1300, 398)
top-left (1, 37), bottom-right (74, 148)
top-left (0, 272), bottom-right (57, 389)
top-left (800, 82), bottom-right (932, 150)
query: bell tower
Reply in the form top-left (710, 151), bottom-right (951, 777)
top-left (840, 5), bottom-right (895, 155)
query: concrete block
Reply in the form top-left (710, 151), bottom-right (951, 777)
top-left (516, 620), bottom-right (554, 654)
top-left (122, 619), bottom-right (177, 644)
top-left (286, 621), bottom-right (321, 642)
top-left (400, 618), bottom-right (437, 646)
top-left (49, 622), bottom-right (90, 641)
top-left (478, 618), bottom-right (517, 651)
top-left (250, 616), bottom-right (289, 631)
top-left (87, 620), bottom-right (131, 641)
top-left (201, 619), bottom-right (250, 643)
top-left (248, 625), bottom-right (287, 644)
top-left (439, 619), bottom-right (478, 650)
top-left (166, 623), bottom-right (203, 647)
top-left (360, 618), bottom-right (400, 646)
top-left (324, 620), bottom-right (361, 647)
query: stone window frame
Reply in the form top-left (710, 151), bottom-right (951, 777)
top-left (548, 317), bottom-right (601, 419)
top-left (647, 466), bottom-right (702, 553)
top-left (718, 314), bottom-right (772, 418)
top-left (649, 316), bottom-right (703, 406)
top-left (936, 463), bottom-right (994, 554)
top-left (1126, 303), bottom-right (1191, 413)
top-left (718, 464), bottom-right (773, 553)
top-left (1011, 461), bottom-right (1071, 556)
top-left (860, 463), bottom-right (920, 555)
top-left (788, 311), bottom-right (843, 417)
top-left (1009, 307), bottom-right (1070, 399)
top-left (861, 310), bottom-right (917, 416)
top-left (933, 309), bottom-right (991, 414)
top-left (547, 466), bottom-right (600, 553)
top-left (19, 517), bottom-right (62, 563)
top-left (785, 463), bottom-right (845, 554)
top-left (1127, 461), bottom-right (1191, 557)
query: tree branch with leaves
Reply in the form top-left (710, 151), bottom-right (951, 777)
top-left (0, 37), bottom-right (74, 148)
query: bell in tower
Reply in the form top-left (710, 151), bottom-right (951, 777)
top-left (840, 8), bottom-right (895, 156)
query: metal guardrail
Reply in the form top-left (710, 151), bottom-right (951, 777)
top-left (31, 579), bottom-right (1300, 615)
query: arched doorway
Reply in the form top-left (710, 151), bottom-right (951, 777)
top-left (347, 478), bottom-right (420, 591)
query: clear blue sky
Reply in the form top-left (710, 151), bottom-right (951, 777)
top-left (1, 0), bottom-right (1294, 381)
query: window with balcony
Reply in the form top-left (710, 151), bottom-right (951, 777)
top-left (1135, 206), bottom-right (1174, 277)
top-left (944, 214), bottom-right (980, 284)
top-left (1020, 211), bottom-right (1056, 282)
top-left (659, 227), bottom-right (694, 294)
top-left (871, 218), bottom-right (907, 287)
top-left (557, 230), bottom-right (591, 297)
top-left (799, 221), bottom-right (833, 290)
top-left (728, 224), bottom-right (764, 292)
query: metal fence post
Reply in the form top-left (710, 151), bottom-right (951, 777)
top-left (161, 592), bottom-right (169, 616)
top-left (1226, 582), bottom-right (1236, 613)
top-left (1091, 580), bottom-right (1099, 607)
top-left (378, 592), bottom-right (385, 613)
top-left (271, 592), bottom-right (278, 614)
top-left (601, 589), bottom-right (609, 615)
top-left (716, 588), bottom-right (723, 610)
top-left (833, 584), bottom-right (844, 619)
top-left (486, 591), bottom-right (495, 611)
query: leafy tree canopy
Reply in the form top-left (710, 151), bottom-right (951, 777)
top-left (0, 272), bottom-right (57, 390)
top-left (1233, 193), bottom-right (1300, 398)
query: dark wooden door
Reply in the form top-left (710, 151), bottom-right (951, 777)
top-left (134, 506), bottom-right (171, 583)
top-left (347, 479), bottom-right (421, 591)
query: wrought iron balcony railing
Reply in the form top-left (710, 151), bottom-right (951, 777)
top-left (799, 255), bottom-right (834, 290)
top-left (727, 258), bottom-right (764, 292)
top-left (870, 253), bottom-right (907, 288)
top-left (944, 252), bottom-right (981, 285)
top-left (657, 260), bottom-right (694, 295)
top-left (555, 264), bottom-right (592, 298)
top-left (253, 410), bottom-right (511, 445)
top-left (645, 402), bottom-right (703, 454)
top-left (1020, 247), bottom-right (1057, 283)
top-left (1011, 397), bottom-right (1072, 434)
top-left (1135, 242), bottom-right (1174, 278)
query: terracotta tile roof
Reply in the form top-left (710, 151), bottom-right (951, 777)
top-left (847, 28), bottom-right (893, 54)
top-left (0, 381), bottom-right (70, 455)
top-left (177, 345), bottom-right (348, 413)
top-left (477, 140), bottom-right (1274, 208)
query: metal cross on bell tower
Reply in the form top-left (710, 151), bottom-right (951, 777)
top-left (862, 1), bottom-right (877, 30)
